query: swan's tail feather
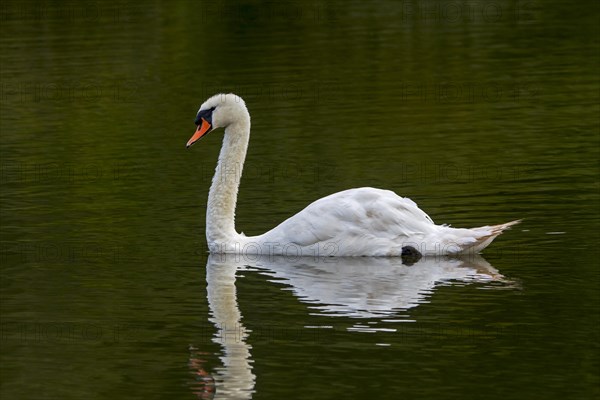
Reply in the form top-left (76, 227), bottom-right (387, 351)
top-left (460, 219), bottom-right (522, 254)
top-left (482, 219), bottom-right (522, 235)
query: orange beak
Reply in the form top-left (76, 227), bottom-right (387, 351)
top-left (186, 118), bottom-right (212, 148)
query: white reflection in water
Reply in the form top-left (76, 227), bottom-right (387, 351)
top-left (194, 253), bottom-right (512, 398)
top-left (236, 253), bottom-right (509, 318)
top-left (191, 259), bottom-right (256, 400)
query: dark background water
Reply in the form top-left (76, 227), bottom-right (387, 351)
top-left (1, 1), bottom-right (598, 399)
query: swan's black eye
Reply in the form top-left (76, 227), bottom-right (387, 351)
top-left (195, 107), bottom-right (216, 125)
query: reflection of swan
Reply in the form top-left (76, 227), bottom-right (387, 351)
top-left (207, 253), bottom-right (510, 320)
top-left (199, 255), bottom-right (256, 400)
top-left (185, 93), bottom-right (519, 256)
top-left (194, 253), bottom-right (512, 396)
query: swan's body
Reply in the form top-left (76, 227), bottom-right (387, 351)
top-left (187, 93), bottom-right (519, 257)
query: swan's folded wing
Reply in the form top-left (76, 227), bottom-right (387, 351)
top-left (259, 187), bottom-right (438, 248)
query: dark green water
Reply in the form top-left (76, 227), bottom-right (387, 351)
top-left (1, 1), bottom-right (599, 399)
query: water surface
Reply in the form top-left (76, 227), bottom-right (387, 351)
top-left (1, 1), bottom-right (598, 399)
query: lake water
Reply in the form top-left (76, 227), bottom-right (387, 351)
top-left (1, 1), bottom-right (598, 399)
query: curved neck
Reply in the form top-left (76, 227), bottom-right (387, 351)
top-left (206, 118), bottom-right (250, 245)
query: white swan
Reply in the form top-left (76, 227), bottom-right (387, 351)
top-left (186, 93), bottom-right (519, 257)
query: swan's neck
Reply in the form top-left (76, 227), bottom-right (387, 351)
top-left (206, 119), bottom-right (250, 245)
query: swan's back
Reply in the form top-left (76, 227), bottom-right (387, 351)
top-left (254, 187), bottom-right (519, 256)
top-left (258, 187), bottom-right (440, 256)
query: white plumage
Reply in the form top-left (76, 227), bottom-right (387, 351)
top-left (187, 93), bottom-right (519, 257)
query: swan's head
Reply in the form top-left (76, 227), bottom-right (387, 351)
top-left (186, 93), bottom-right (249, 148)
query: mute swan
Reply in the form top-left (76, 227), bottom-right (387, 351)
top-left (186, 93), bottom-right (519, 257)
